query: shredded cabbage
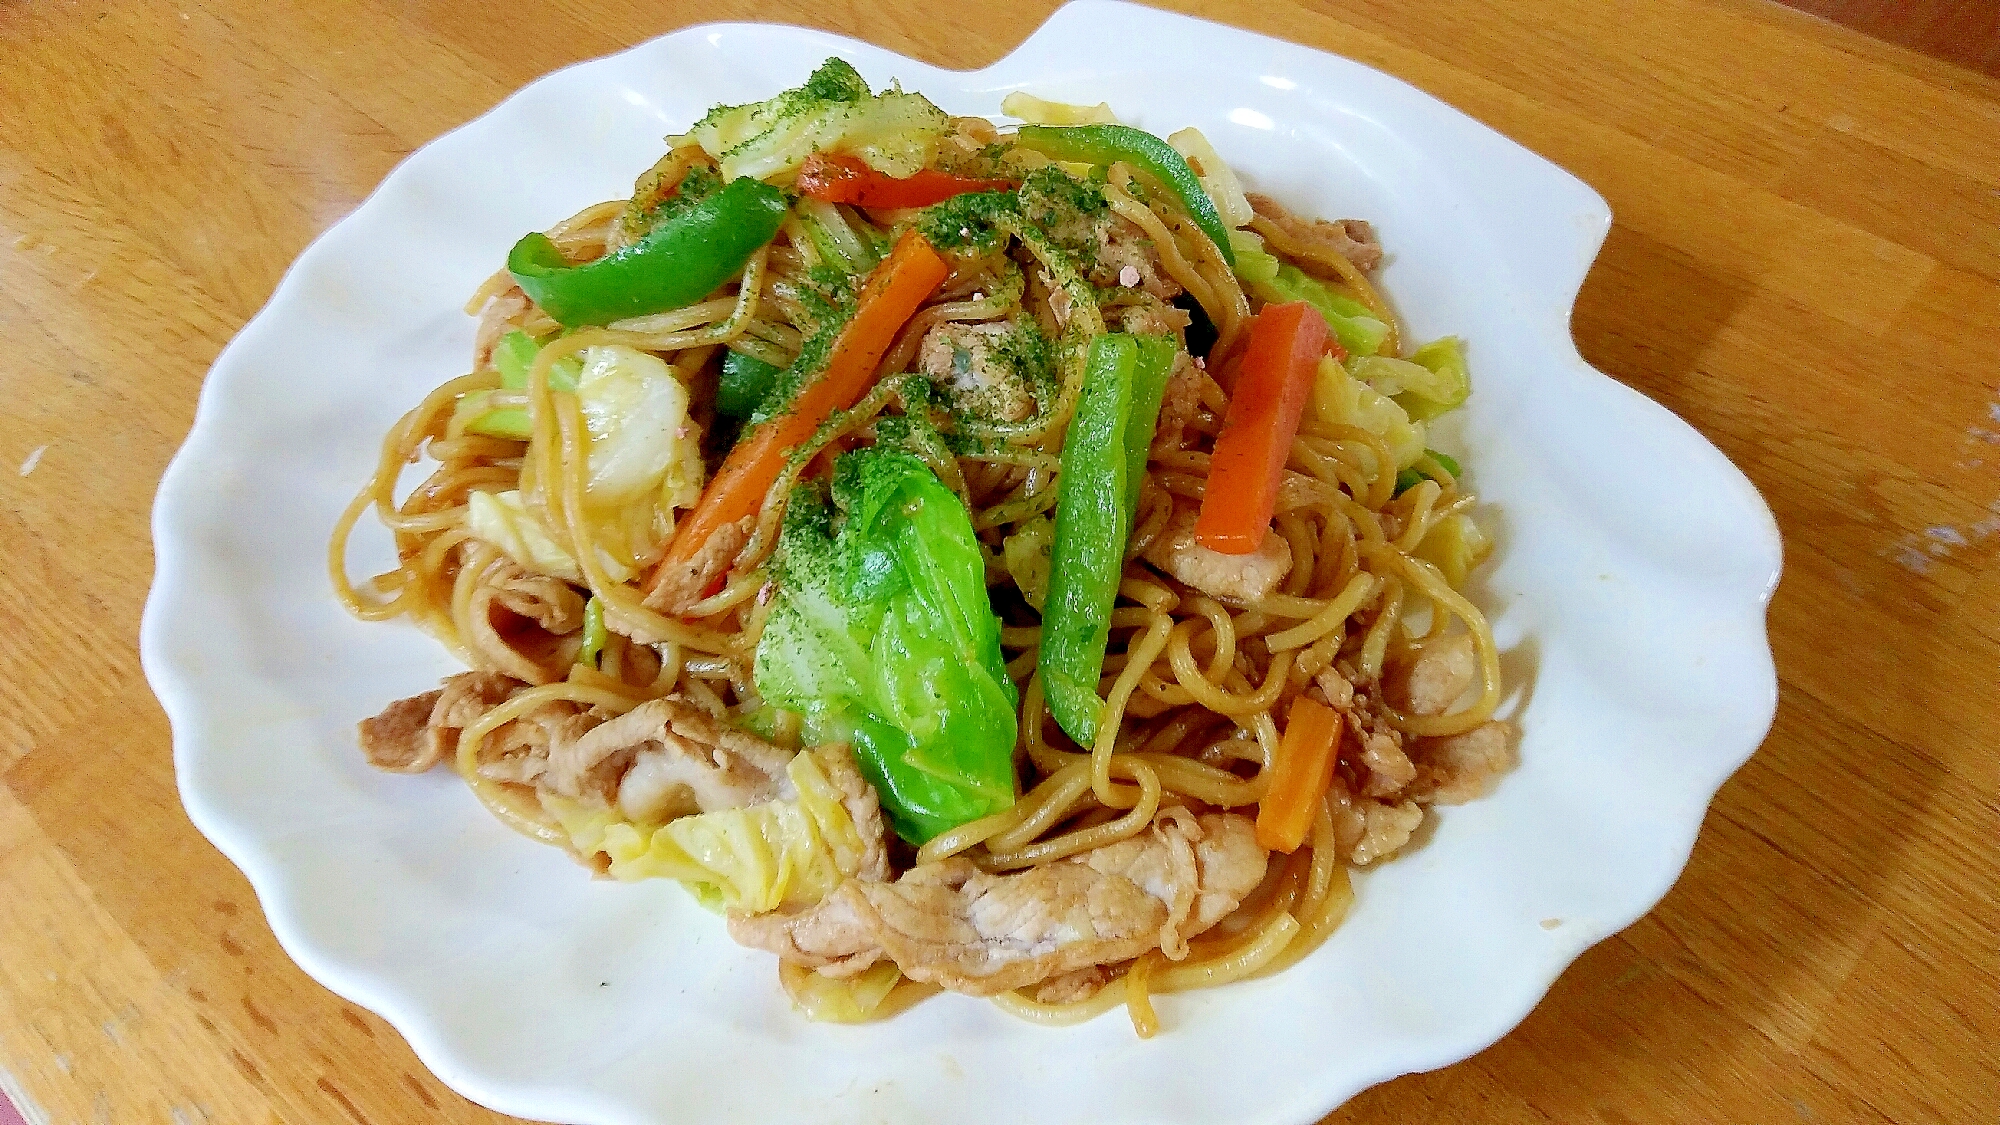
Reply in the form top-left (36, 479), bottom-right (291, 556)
top-left (465, 489), bottom-right (635, 584)
top-left (573, 344), bottom-right (704, 568)
top-left (547, 748), bottom-right (870, 914)
top-left (1311, 356), bottom-right (1426, 470)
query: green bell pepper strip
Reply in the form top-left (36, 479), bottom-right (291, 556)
top-left (1014, 124), bottom-right (1237, 268)
top-left (716, 348), bottom-right (784, 420)
top-left (1121, 335), bottom-right (1179, 517)
top-left (506, 176), bottom-right (788, 328)
top-left (1038, 333), bottom-right (1178, 747)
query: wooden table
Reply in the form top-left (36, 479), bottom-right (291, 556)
top-left (3, 1), bottom-right (1995, 1121)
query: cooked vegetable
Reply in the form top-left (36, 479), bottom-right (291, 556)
top-left (754, 448), bottom-right (1019, 845)
top-left (454, 329), bottom-right (576, 439)
top-left (1121, 336), bottom-right (1179, 516)
top-left (678, 58), bottom-right (950, 182)
top-left (999, 91), bottom-right (1119, 125)
top-left (1395, 449), bottom-right (1461, 496)
top-left (1013, 123), bottom-right (1237, 268)
top-left (547, 747), bottom-right (876, 912)
top-left (1404, 336), bottom-right (1471, 421)
top-left (796, 196), bottom-right (882, 275)
top-left (717, 349), bottom-right (784, 420)
top-left (507, 176), bottom-right (787, 328)
top-left (1231, 231), bottom-right (1388, 357)
top-left (578, 597), bottom-right (607, 667)
top-left (1195, 302), bottom-right (1328, 555)
top-left (1166, 127), bottom-right (1254, 229)
top-left (1312, 355), bottom-right (1426, 470)
top-left (781, 962), bottom-right (905, 1023)
top-left (464, 342), bottom-right (701, 577)
top-left (648, 229), bottom-right (947, 601)
top-left (1039, 333), bottom-right (1177, 747)
top-left (466, 489), bottom-right (609, 582)
top-left (798, 152), bottom-right (1019, 209)
top-left (492, 329), bottom-right (546, 388)
top-left (1001, 514), bottom-right (1055, 610)
top-left (574, 345), bottom-right (701, 507)
top-left (1415, 510), bottom-right (1492, 587)
top-left (1255, 696), bottom-right (1343, 853)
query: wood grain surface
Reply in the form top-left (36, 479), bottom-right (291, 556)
top-left (3, 1), bottom-right (1996, 1122)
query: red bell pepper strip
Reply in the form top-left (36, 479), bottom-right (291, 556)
top-left (796, 152), bottom-right (1018, 210)
top-left (1193, 301), bottom-right (1328, 555)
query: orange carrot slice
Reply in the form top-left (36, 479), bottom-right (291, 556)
top-left (645, 228), bottom-right (948, 601)
top-left (1256, 695), bottom-right (1343, 853)
top-left (1193, 301), bottom-right (1328, 554)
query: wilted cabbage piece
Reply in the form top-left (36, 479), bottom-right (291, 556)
top-left (1230, 230), bottom-right (1390, 357)
top-left (999, 90), bottom-right (1119, 125)
top-left (546, 747), bottom-right (873, 914)
top-left (676, 58), bottom-right (950, 182)
top-left (1311, 356), bottom-right (1426, 470)
top-left (780, 961), bottom-right (905, 1024)
top-left (463, 343), bottom-right (702, 582)
top-left (1416, 512), bottom-right (1492, 588)
top-left (1167, 127), bottom-right (1254, 229)
top-left (754, 447), bottom-right (1019, 846)
top-left (1350, 337), bottom-right (1470, 424)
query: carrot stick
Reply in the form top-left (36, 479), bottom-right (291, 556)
top-left (1256, 695), bottom-right (1343, 854)
top-left (1193, 301), bottom-right (1328, 554)
top-left (645, 229), bottom-right (948, 599)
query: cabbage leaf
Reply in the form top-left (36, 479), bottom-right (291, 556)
top-left (754, 448), bottom-right (1019, 845)
top-left (546, 747), bottom-right (872, 914)
top-left (1311, 356), bottom-right (1426, 470)
top-left (677, 58), bottom-right (950, 182)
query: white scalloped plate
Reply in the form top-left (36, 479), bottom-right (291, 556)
top-left (142, 4), bottom-right (1782, 1122)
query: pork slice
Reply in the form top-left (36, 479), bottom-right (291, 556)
top-left (1387, 632), bottom-right (1478, 717)
top-left (1141, 502), bottom-right (1292, 603)
top-left (1247, 193), bottom-right (1383, 272)
top-left (1090, 215), bottom-right (1182, 301)
top-left (918, 320), bottom-right (1036, 423)
top-left (643, 515), bottom-right (754, 615)
top-left (357, 672), bottom-right (523, 774)
top-left (1148, 352), bottom-right (1204, 456)
top-left (485, 564), bottom-right (586, 635)
top-left (727, 811), bottom-right (1268, 996)
top-left (1327, 775), bottom-right (1422, 866)
top-left (1410, 720), bottom-right (1514, 805)
top-left (544, 696), bottom-right (795, 816)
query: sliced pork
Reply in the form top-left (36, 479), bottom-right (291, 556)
top-left (728, 810), bottom-right (1267, 995)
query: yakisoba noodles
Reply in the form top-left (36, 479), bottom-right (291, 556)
top-left (334, 61), bottom-right (1513, 1033)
